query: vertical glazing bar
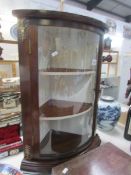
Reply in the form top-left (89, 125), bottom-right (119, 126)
top-left (92, 34), bottom-right (103, 136)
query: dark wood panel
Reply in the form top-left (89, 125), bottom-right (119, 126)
top-left (17, 23), bottom-right (33, 154)
top-left (52, 142), bottom-right (131, 175)
top-left (40, 130), bottom-right (87, 154)
top-left (21, 134), bottom-right (101, 173)
top-left (28, 25), bottom-right (40, 157)
top-left (12, 10), bottom-right (107, 32)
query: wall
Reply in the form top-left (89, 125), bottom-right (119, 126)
top-left (0, 0), bottom-right (131, 103)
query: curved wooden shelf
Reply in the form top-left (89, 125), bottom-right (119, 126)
top-left (40, 107), bottom-right (92, 120)
top-left (40, 71), bottom-right (95, 76)
top-left (40, 99), bottom-right (92, 120)
top-left (0, 40), bottom-right (18, 44)
top-left (39, 68), bottom-right (95, 76)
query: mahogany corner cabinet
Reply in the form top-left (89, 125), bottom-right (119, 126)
top-left (12, 10), bottom-right (107, 173)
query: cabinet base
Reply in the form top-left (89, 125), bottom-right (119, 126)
top-left (21, 134), bottom-right (101, 173)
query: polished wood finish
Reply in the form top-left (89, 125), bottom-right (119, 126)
top-left (12, 10), bottom-right (107, 33)
top-left (40, 130), bottom-right (83, 154)
top-left (21, 134), bottom-right (101, 173)
top-left (18, 25), bottom-right (40, 159)
top-left (52, 142), bottom-right (131, 175)
top-left (13, 10), bottom-right (106, 173)
top-left (40, 99), bottom-right (92, 119)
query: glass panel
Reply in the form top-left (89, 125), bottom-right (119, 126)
top-left (38, 26), bottom-right (100, 157)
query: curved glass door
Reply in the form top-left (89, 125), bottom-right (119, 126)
top-left (38, 26), bottom-right (100, 157)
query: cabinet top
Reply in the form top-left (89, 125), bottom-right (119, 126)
top-left (12, 10), bottom-right (107, 32)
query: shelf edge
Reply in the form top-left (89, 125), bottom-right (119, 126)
top-left (40, 71), bottom-right (95, 75)
top-left (40, 106), bottom-right (92, 120)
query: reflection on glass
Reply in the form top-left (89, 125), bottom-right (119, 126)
top-left (38, 26), bottom-right (99, 156)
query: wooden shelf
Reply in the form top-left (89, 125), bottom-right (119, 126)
top-left (40, 99), bottom-right (92, 120)
top-left (0, 60), bottom-right (18, 63)
top-left (102, 50), bottom-right (119, 77)
top-left (40, 68), bottom-right (95, 75)
top-left (102, 62), bottom-right (117, 64)
top-left (103, 50), bottom-right (119, 53)
top-left (0, 40), bottom-right (18, 44)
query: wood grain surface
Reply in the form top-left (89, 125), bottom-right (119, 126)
top-left (52, 142), bottom-right (131, 175)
